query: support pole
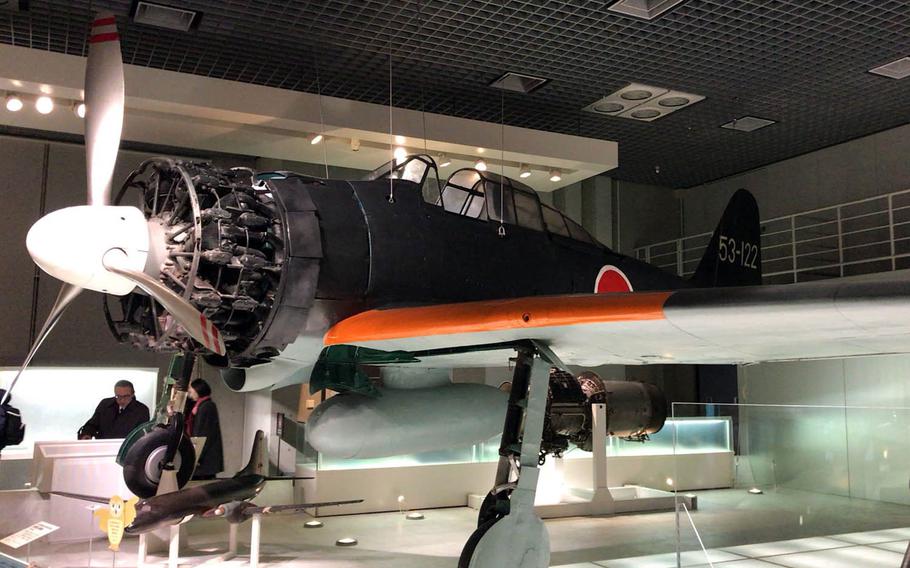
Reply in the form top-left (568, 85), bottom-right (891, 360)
top-left (228, 523), bottom-right (238, 557)
top-left (168, 525), bottom-right (180, 568)
top-left (137, 533), bottom-right (147, 568)
top-left (250, 513), bottom-right (262, 568)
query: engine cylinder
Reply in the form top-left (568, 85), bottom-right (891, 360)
top-left (543, 370), bottom-right (667, 455)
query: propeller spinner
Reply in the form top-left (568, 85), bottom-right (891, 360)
top-left (2, 13), bottom-right (224, 405)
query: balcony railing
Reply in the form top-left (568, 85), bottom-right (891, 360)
top-left (634, 188), bottom-right (910, 285)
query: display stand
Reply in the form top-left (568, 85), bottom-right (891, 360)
top-left (249, 513), bottom-right (262, 568)
top-left (535, 404), bottom-right (694, 518)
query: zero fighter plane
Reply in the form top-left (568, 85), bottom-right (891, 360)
top-left (52, 430), bottom-right (362, 534)
top-left (8, 12), bottom-right (910, 568)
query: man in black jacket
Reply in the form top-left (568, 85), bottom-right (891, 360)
top-left (79, 380), bottom-right (150, 439)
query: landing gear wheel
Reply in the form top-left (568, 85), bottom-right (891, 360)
top-left (477, 491), bottom-right (508, 528)
top-left (457, 517), bottom-right (498, 568)
top-left (122, 428), bottom-right (196, 497)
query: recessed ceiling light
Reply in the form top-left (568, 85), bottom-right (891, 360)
top-left (5, 94), bottom-right (23, 112)
top-left (592, 101), bottom-right (624, 113)
top-left (621, 89), bottom-right (653, 101)
top-left (519, 164), bottom-right (532, 178)
top-left (476, 147), bottom-right (485, 154)
top-left (549, 168), bottom-right (561, 182)
top-left (335, 537), bottom-right (358, 546)
top-left (869, 56), bottom-right (910, 79)
top-left (658, 96), bottom-right (690, 107)
top-left (608, 0), bottom-right (689, 21)
top-left (721, 116), bottom-right (776, 132)
top-left (474, 159), bottom-right (487, 171)
top-left (309, 134), bottom-right (323, 145)
top-left (74, 102), bottom-right (86, 118)
top-left (131, 1), bottom-right (202, 32)
top-left (489, 71), bottom-right (550, 94)
top-left (394, 135), bottom-right (406, 145)
top-left (35, 95), bottom-right (54, 114)
top-left (631, 109), bottom-right (661, 119)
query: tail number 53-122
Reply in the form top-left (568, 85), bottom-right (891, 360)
top-left (719, 235), bottom-right (759, 269)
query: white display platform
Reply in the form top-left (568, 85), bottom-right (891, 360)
top-left (296, 449), bottom-right (733, 516)
top-left (32, 439), bottom-right (134, 543)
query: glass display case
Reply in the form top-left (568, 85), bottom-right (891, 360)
top-left (293, 416), bottom-right (732, 471)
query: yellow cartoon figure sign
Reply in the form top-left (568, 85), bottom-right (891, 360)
top-left (95, 495), bottom-right (138, 551)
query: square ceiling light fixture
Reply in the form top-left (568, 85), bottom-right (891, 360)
top-left (721, 116), bottom-right (776, 132)
top-left (489, 72), bottom-right (550, 94)
top-left (130, 1), bottom-right (202, 31)
top-left (583, 83), bottom-right (704, 121)
top-left (607, 0), bottom-right (689, 20)
top-left (869, 56), bottom-right (910, 79)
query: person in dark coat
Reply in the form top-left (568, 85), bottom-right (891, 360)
top-left (185, 379), bottom-right (224, 479)
top-left (79, 380), bottom-right (150, 439)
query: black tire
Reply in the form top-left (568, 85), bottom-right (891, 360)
top-left (122, 428), bottom-right (196, 498)
top-left (457, 517), bottom-right (499, 568)
top-left (477, 491), bottom-right (506, 528)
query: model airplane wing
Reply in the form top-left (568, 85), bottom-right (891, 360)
top-left (243, 498), bottom-right (364, 517)
top-left (323, 278), bottom-right (910, 366)
top-left (51, 491), bottom-right (111, 505)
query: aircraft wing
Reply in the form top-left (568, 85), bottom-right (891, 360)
top-left (243, 499), bottom-right (364, 517)
top-left (323, 279), bottom-right (910, 366)
top-left (50, 491), bottom-right (111, 505)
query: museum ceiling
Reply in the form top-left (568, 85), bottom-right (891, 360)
top-left (2, 1), bottom-right (909, 188)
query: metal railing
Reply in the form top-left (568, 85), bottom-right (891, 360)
top-left (634, 188), bottom-right (910, 285)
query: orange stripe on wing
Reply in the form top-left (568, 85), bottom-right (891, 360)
top-left (324, 292), bottom-right (672, 346)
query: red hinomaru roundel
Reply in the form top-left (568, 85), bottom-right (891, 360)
top-left (594, 265), bottom-right (633, 294)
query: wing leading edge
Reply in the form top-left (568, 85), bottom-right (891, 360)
top-left (324, 279), bottom-right (910, 366)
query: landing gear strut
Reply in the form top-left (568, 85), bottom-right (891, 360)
top-left (122, 353), bottom-right (198, 497)
top-left (459, 342), bottom-right (551, 568)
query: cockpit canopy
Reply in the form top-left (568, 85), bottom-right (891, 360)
top-left (367, 154), bottom-right (600, 246)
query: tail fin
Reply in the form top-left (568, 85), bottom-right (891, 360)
top-left (690, 189), bottom-right (762, 287)
top-left (236, 430), bottom-right (267, 477)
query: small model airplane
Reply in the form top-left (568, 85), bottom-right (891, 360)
top-left (52, 430), bottom-right (361, 534)
top-left (9, 11), bottom-right (910, 568)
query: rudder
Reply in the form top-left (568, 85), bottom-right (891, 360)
top-left (690, 189), bottom-right (762, 287)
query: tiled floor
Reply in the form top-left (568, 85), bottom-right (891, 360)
top-left (5, 488), bottom-right (910, 567)
top-left (559, 528), bottom-right (910, 567)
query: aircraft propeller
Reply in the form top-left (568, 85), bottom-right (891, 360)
top-left (1, 13), bottom-right (224, 405)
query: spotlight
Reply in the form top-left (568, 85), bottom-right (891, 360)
top-left (394, 135), bottom-right (406, 145)
top-left (304, 520), bottom-right (323, 528)
top-left (335, 537), bottom-right (358, 547)
top-left (309, 134), bottom-right (323, 145)
top-left (476, 147), bottom-right (485, 154)
top-left (437, 154), bottom-right (451, 168)
top-left (35, 95), bottom-right (54, 115)
top-left (393, 146), bottom-right (407, 163)
top-left (74, 102), bottom-right (86, 119)
top-left (406, 512), bottom-right (424, 520)
top-left (519, 164), bottom-right (532, 178)
top-left (748, 487), bottom-right (763, 495)
top-left (665, 477), bottom-right (674, 487)
top-left (5, 94), bottom-right (23, 112)
top-left (350, 138), bottom-right (361, 151)
top-left (397, 495), bottom-right (405, 504)
top-left (474, 159), bottom-right (487, 172)
top-left (549, 168), bottom-right (562, 182)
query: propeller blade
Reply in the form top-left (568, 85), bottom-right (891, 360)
top-left (84, 12), bottom-right (125, 207)
top-left (102, 250), bottom-right (226, 356)
top-left (1, 283), bottom-right (83, 405)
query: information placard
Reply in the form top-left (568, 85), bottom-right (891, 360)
top-left (0, 521), bottom-right (59, 549)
